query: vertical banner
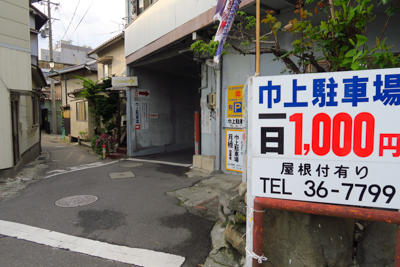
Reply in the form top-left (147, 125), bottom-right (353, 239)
top-left (226, 85), bottom-right (244, 128)
top-left (214, 0), bottom-right (242, 63)
top-left (226, 129), bottom-right (244, 172)
top-left (134, 101), bottom-right (140, 130)
top-left (141, 101), bottom-right (148, 130)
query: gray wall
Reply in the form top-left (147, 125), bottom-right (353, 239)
top-left (129, 68), bottom-right (200, 155)
top-left (213, 3), bottom-right (400, 174)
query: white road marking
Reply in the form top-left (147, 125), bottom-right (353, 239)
top-left (55, 146), bottom-right (66, 148)
top-left (125, 158), bottom-right (192, 168)
top-left (0, 219), bottom-right (185, 267)
top-left (44, 161), bottom-right (119, 178)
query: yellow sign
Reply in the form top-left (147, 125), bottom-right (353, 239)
top-left (111, 76), bottom-right (138, 87)
top-left (226, 85), bottom-right (244, 127)
top-left (227, 85), bottom-right (244, 118)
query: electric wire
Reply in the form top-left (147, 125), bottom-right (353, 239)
top-left (58, 0), bottom-right (81, 43)
top-left (67, 0), bottom-right (95, 41)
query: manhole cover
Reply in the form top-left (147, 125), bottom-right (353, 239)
top-left (37, 156), bottom-right (46, 160)
top-left (109, 172), bottom-right (135, 179)
top-left (120, 163), bottom-right (143, 168)
top-left (55, 195), bottom-right (98, 207)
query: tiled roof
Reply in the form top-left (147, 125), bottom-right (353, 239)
top-left (47, 60), bottom-right (97, 77)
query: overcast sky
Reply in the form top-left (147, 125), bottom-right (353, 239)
top-left (33, 0), bottom-right (126, 51)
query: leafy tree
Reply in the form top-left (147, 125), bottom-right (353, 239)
top-left (191, 0), bottom-right (400, 73)
top-left (75, 76), bottom-right (118, 134)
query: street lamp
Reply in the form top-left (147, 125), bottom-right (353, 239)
top-left (49, 60), bottom-right (55, 70)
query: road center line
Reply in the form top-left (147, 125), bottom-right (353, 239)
top-left (0, 219), bottom-right (185, 267)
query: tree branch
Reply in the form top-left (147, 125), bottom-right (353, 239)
top-left (273, 50), bottom-right (300, 74)
top-left (307, 54), bottom-right (326, 72)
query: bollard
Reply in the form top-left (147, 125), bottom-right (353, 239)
top-left (78, 136), bottom-right (81, 145)
top-left (103, 144), bottom-right (106, 159)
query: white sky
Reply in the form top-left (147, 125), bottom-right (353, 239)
top-left (33, 0), bottom-right (126, 50)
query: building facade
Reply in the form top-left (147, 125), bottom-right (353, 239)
top-left (88, 32), bottom-right (127, 146)
top-left (124, 0), bottom-right (400, 175)
top-left (47, 61), bottom-right (98, 140)
top-left (39, 39), bottom-right (94, 65)
top-left (0, 0), bottom-right (48, 178)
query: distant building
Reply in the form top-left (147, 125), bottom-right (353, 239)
top-left (47, 61), bottom-right (98, 140)
top-left (39, 40), bottom-right (95, 65)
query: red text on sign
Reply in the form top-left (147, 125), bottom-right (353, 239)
top-left (290, 112), bottom-right (375, 157)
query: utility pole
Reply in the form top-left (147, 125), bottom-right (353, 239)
top-left (48, 0), bottom-right (57, 135)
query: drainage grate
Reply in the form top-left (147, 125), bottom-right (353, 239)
top-left (37, 156), bottom-right (46, 160)
top-left (24, 165), bottom-right (34, 168)
top-left (55, 195), bottom-right (98, 208)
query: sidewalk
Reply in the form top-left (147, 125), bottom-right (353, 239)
top-left (0, 150), bottom-right (50, 202)
top-left (167, 169), bottom-right (242, 221)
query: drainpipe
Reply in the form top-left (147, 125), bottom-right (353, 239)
top-left (198, 64), bottom-right (208, 93)
top-left (126, 87), bottom-right (132, 157)
top-left (215, 63), bottom-right (221, 171)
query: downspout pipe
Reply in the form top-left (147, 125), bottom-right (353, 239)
top-left (215, 61), bottom-right (221, 171)
top-left (198, 64), bottom-right (208, 93)
top-left (126, 68), bottom-right (133, 157)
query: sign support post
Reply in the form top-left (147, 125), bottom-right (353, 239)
top-left (252, 197), bottom-right (400, 267)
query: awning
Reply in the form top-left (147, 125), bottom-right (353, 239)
top-left (9, 89), bottom-right (44, 97)
top-left (97, 56), bottom-right (113, 64)
top-left (32, 65), bottom-right (48, 88)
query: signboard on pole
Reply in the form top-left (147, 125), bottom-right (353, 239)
top-left (141, 101), bottom-right (148, 130)
top-left (134, 89), bottom-right (150, 98)
top-left (134, 101), bottom-right (140, 129)
top-left (201, 99), bottom-right (212, 134)
top-left (226, 129), bottom-right (244, 172)
top-left (249, 68), bottom-right (400, 209)
top-left (226, 85), bottom-right (244, 128)
top-left (111, 77), bottom-right (138, 87)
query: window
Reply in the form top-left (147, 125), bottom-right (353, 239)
top-left (103, 63), bottom-right (112, 78)
top-left (57, 57), bottom-right (60, 62)
top-left (45, 55), bottom-right (49, 60)
top-left (137, 0), bottom-right (155, 16)
top-left (76, 101), bottom-right (88, 121)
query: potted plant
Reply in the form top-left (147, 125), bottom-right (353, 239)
top-left (79, 130), bottom-right (87, 139)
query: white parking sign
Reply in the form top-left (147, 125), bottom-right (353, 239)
top-left (250, 68), bottom-right (400, 209)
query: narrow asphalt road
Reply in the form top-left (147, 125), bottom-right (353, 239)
top-left (0, 135), bottom-right (214, 266)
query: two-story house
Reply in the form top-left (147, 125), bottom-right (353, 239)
top-left (0, 0), bottom-right (48, 178)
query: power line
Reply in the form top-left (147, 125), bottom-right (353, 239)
top-left (58, 0), bottom-right (81, 42)
top-left (67, 0), bottom-right (95, 41)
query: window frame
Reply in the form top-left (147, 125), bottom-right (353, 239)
top-left (76, 101), bottom-right (88, 121)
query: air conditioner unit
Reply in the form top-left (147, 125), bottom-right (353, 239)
top-left (121, 115), bottom-right (127, 126)
top-left (207, 93), bottom-right (216, 110)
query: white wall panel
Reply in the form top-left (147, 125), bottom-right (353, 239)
top-left (0, 0), bottom-right (29, 50)
top-left (125, 0), bottom-right (217, 57)
top-left (0, 82), bottom-right (13, 169)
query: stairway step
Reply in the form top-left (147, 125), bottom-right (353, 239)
top-left (107, 153), bottom-right (126, 159)
top-left (116, 147), bottom-right (127, 154)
